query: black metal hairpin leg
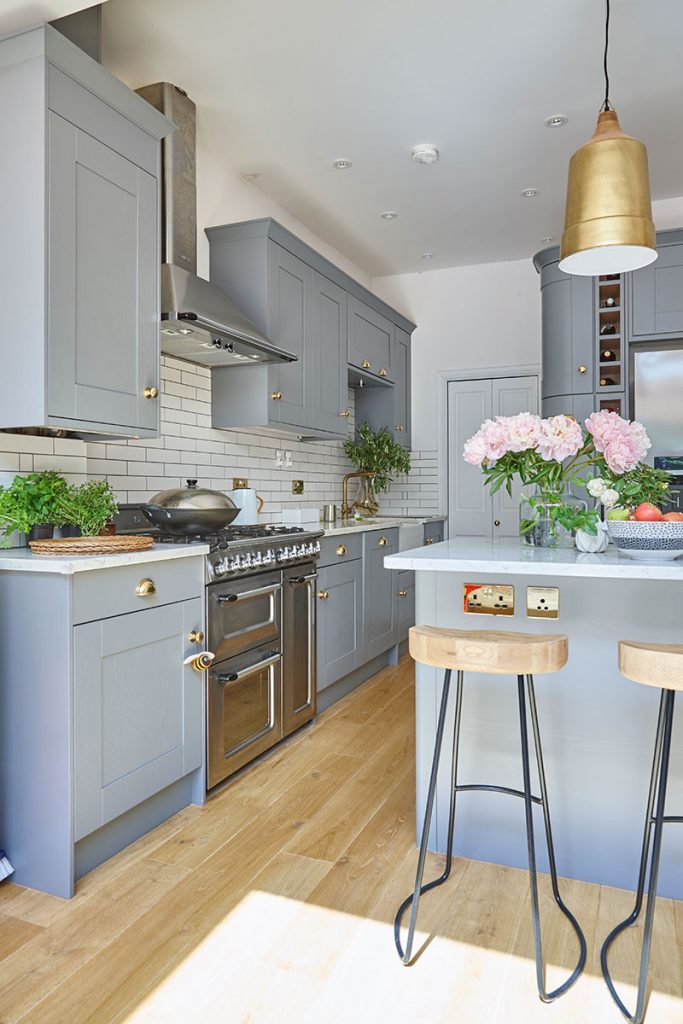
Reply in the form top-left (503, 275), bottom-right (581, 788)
top-left (394, 667), bottom-right (464, 964)
top-left (601, 688), bottom-right (676, 1024)
top-left (520, 675), bottom-right (587, 1001)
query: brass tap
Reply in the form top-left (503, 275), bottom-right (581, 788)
top-left (341, 471), bottom-right (375, 519)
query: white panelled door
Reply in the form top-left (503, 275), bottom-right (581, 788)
top-left (447, 375), bottom-right (538, 538)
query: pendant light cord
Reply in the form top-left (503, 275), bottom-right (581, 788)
top-left (601, 0), bottom-right (612, 111)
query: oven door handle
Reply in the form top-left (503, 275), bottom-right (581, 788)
top-left (287, 572), bottom-right (318, 585)
top-left (217, 651), bottom-right (281, 685)
top-left (216, 583), bottom-right (281, 604)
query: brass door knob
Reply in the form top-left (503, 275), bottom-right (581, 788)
top-left (378, 536), bottom-right (388, 546)
top-left (135, 578), bottom-right (156, 597)
top-left (577, 365), bottom-right (587, 375)
top-left (143, 386), bottom-right (159, 399)
top-left (494, 519), bottom-right (501, 527)
top-left (424, 537), bottom-right (434, 545)
top-left (340, 409), bottom-right (351, 417)
top-left (395, 425), bottom-right (405, 432)
top-left (188, 630), bottom-right (204, 644)
top-left (318, 590), bottom-right (329, 600)
top-left (379, 367), bottom-right (387, 377)
top-left (398, 590), bottom-right (408, 598)
top-left (362, 359), bottom-right (371, 369)
top-left (336, 544), bottom-right (347, 556)
top-left (271, 391), bottom-right (282, 400)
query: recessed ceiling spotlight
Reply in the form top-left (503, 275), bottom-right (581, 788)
top-left (545, 114), bottom-right (568, 128)
top-left (381, 210), bottom-right (398, 220)
top-left (332, 158), bottom-right (352, 169)
top-left (411, 144), bottom-right (439, 165)
top-left (521, 187), bottom-right (540, 198)
top-left (541, 235), bottom-right (556, 244)
top-left (422, 252), bottom-right (434, 260)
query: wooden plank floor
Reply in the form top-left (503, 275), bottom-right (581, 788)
top-left (0, 656), bottom-right (681, 1023)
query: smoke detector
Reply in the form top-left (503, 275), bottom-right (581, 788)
top-left (411, 144), bottom-right (439, 165)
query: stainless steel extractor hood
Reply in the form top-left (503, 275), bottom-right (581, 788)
top-left (136, 82), bottom-right (296, 368)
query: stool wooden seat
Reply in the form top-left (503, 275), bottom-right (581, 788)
top-left (409, 625), bottom-right (568, 676)
top-left (619, 640), bottom-right (683, 692)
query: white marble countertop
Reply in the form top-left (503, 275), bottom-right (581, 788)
top-left (0, 543), bottom-right (209, 575)
top-left (321, 515), bottom-right (445, 538)
top-left (384, 536), bottom-right (683, 581)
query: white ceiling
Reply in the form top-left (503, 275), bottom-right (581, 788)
top-left (99, 0), bottom-right (683, 276)
top-left (0, 0), bottom-right (99, 35)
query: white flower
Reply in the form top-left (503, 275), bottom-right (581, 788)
top-left (600, 488), bottom-right (619, 508)
top-left (587, 477), bottom-right (607, 497)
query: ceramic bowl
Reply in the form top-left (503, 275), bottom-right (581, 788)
top-left (607, 519), bottom-right (683, 561)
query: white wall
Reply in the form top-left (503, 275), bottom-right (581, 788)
top-left (372, 259), bottom-right (540, 451)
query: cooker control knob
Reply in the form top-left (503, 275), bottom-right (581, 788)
top-left (229, 556), bottom-right (242, 572)
top-left (262, 548), bottom-right (275, 565)
top-left (242, 553), bottom-right (253, 569)
top-left (213, 561), bottom-right (226, 578)
top-left (296, 544), bottom-right (307, 558)
top-left (252, 551), bottom-right (263, 567)
top-left (280, 546), bottom-right (292, 561)
top-left (314, 540), bottom-right (321, 553)
top-left (306, 542), bottom-right (315, 555)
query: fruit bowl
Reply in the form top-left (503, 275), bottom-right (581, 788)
top-left (607, 519), bottom-right (683, 560)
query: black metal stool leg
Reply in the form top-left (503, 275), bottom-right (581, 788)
top-left (524, 674), bottom-right (587, 1000)
top-left (601, 689), bottom-right (676, 1024)
top-left (394, 668), bottom-right (464, 964)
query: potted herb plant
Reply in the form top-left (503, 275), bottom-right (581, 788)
top-left (343, 422), bottom-right (411, 515)
top-left (0, 471), bottom-right (70, 546)
top-left (56, 480), bottom-right (119, 537)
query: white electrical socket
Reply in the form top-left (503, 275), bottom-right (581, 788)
top-left (284, 450), bottom-right (293, 467)
top-left (275, 449), bottom-right (283, 467)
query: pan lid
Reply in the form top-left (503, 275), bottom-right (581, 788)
top-left (146, 479), bottom-right (237, 511)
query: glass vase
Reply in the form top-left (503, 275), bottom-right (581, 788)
top-left (519, 490), bottom-right (587, 549)
top-left (352, 476), bottom-right (379, 517)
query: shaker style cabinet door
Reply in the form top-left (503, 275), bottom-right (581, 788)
top-left (311, 272), bottom-right (350, 434)
top-left (73, 599), bottom-right (203, 842)
top-left (316, 559), bottom-right (363, 690)
top-left (47, 113), bottom-right (159, 432)
top-left (491, 376), bottom-right (538, 536)
top-left (392, 327), bottom-right (411, 447)
top-left (447, 378), bottom-right (494, 538)
top-left (541, 268), bottom-right (594, 398)
top-left (267, 243), bottom-right (311, 428)
top-left (363, 530), bottom-right (399, 661)
top-left (348, 296), bottom-right (394, 381)
top-left (629, 245), bottom-right (683, 339)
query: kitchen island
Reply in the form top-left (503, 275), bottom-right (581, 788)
top-left (385, 537), bottom-right (683, 899)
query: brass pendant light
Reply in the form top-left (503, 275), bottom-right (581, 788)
top-left (559, 0), bottom-right (656, 276)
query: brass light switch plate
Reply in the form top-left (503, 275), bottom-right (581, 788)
top-left (292, 480), bottom-right (304, 495)
top-left (463, 584), bottom-right (514, 616)
top-left (526, 586), bottom-right (560, 619)
top-left (232, 477), bottom-right (248, 489)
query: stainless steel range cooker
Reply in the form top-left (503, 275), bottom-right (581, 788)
top-left (115, 506), bottom-right (322, 789)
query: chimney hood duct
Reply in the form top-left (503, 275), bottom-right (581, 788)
top-left (136, 83), bottom-right (296, 368)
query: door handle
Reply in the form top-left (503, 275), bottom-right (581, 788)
top-left (218, 651), bottom-right (280, 685)
top-left (135, 578), bottom-right (156, 596)
top-left (378, 536), bottom-right (388, 546)
top-left (318, 591), bottom-right (329, 600)
top-left (494, 520), bottom-right (501, 527)
top-left (143, 386), bottom-right (159, 399)
top-left (288, 573), bottom-right (318, 585)
top-left (577, 365), bottom-right (587, 375)
top-left (217, 583), bottom-right (280, 603)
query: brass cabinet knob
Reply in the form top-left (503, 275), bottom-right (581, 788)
top-left (340, 409), bottom-right (351, 417)
top-left (318, 590), bottom-right (329, 600)
top-left (494, 520), bottom-right (501, 527)
top-left (398, 590), bottom-right (408, 598)
top-left (271, 391), bottom-right (283, 400)
top-left (577, 365), bottom-right (587, 375)
top-left (143, 386), bottom-right (159, 399)
top-left (424, 537), bottom-right (434, 545)
top-left (379, 367), bottom-right (387, 377)
top-left (135, 578), bottom-right (156, 597)
top-left (336, 544), bottom-right (347, 556)
top-left (378, 536), bottom-right (388, 546)
top-left (362, 359), bottom-right (371, 369)
top-left (188, 630), bottom-right (204, 644)
top-left (395, 424), bottom-right (405, 432)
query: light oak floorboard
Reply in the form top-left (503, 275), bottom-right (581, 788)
top-left (0, 655), bottom-right (679, 1024)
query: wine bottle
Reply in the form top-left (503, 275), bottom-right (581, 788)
top-left (600, 323), bottom-right (616, 335)
top-left (601, 349), bottom-right (616, 362)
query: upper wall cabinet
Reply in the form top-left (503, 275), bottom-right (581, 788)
top-left (355, 325), bottom-right (411, 448)
top-left (538, 261), bottom-right (594, 400)
top-left (0, 25), bottom-right (172, 437)
top-left (206, 219), bottom-right (415, 441)
top-left (629, 235), bottom-right (683, 340)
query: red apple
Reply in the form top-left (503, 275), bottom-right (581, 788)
top-left (662, 511), bottom-right (683, 522)
top-left (634, 502), bottom-right (663, 521)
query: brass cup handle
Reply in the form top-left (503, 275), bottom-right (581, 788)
top-left (424, 538), bottom-right (434, 545)
top-left (135, 578), bottom-right (156, 597)
top-left (143, 386), bottom-right (159, 399)
top-left (188, 630), bottom-right (204, 644)
top-left (577, 365), bottom-right (587, 375)
top-left (398, 590), bottom-right (408, 597)
top-left (271, 391), bottom-right (283, 401)
top-left (361, 359), bottom-right (371, 369)
top-left (378, 536), bottom-right (388, 546)
top-left (318, 590), bottom-right (329, 600)
top-left (379, 367), bottom-right (387, 377)
top-left (336, 544), bottom-right (347, 556)
top-left (183, 651), bottom-right (215, 673)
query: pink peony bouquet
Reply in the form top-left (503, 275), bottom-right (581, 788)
top-left (463, 409), bottom-right (661, 541)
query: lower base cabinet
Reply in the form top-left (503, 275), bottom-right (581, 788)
top-left (363, 528), bottom-right (399, 661)
top-left (73, 598), bottom-right (203, 841)
top-left (397, 569), bottom-right (415, 643)
top-left (316, 558), bottom-right (363, 690)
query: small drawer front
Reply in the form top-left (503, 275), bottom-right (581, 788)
top-left (424, 521), bottom-right (445, 545)
top-left (319, 533), bottom-right (362, 566)
top-left (72, 555), bottom-right (204, 625)
top-left (363, 527), bottom-right (398, 555)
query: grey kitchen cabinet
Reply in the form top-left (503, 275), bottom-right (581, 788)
top-left (363, 528), bottom-right (399, 661)
top-left (629, 236), bottom-right (683, 340)
top-left (356, 325), bottom-right (411, 447)
top-left (312, 272), bottom-right (352, 434)
top-left (74, 598), bottom-right (203, 842)
top-left (316, 557), bottom-right (364, 691)
top-left (348, 297), bottom-right (395, 382)
top-left (267, 245), bottom-right (309, 428)
top-left (423, 520), bottom-right (445, 546)
top-left (397, 569), bottom-right (415, 643)
top-left (0, 25), bottom-right (171, 437)
top-left (539, 260), bottom-right (594, 399)
top-left (542, 393), bottom-right (596, 422)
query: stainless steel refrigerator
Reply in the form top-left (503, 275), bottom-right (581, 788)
top-left (631, 342), bottom-right (683, 510)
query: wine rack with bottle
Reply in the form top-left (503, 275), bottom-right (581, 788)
top-left (594, 273), bottom-right (627, 416)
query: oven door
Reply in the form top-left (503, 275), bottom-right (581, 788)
top-left (207, 643), bottom-right (282, 789)
top-left (207, 570), bottom-right (281, 663)
top-left (282, 564), bottom-right (317, 736)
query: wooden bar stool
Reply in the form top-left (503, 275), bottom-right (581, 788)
top-left (601, 641), bottom-right (683, 1024)
top-left (395, 625), bottom-right (586, 1003)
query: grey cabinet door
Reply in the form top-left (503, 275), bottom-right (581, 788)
top-left (393, 327), bottom-right (411, 447)
top-left (541, 268), bottom-right (594, 398)
top-left (73, 598), bottom-right (203, 842)
top-left (363, 529), bottom-right (399, 661)
top-left (47, 113), bottom-right (159, 431)
top-left (491, 376), bottom-right (538, 536)
top-left (267, 243), bottom-right (311, 427)
top-left (447, 378), bottom-right (494, 538)
top-left (397, 569), bottom-right (415, 642)
top-left (316, 559), bottom-right (363, 690)
top-left (630, 245), bottom-right (683, 339)
top-left (348, 296), bottom-right (393, 380)
top-left (311, 272), bottom-right (350, 435)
